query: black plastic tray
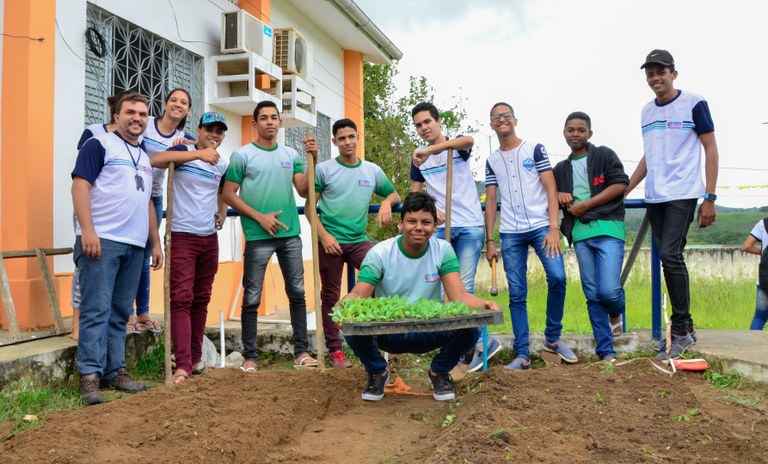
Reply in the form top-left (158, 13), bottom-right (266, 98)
top-left (341, 310), bottom-right (504, 336)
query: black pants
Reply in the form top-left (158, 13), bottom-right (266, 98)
top-left (646, 199), bottom-right (697, 335)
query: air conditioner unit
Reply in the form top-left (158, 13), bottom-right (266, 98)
top-left (207, 52), bottom-right (282, 116)
top-left (221, 9), bottom-right (273, 59)
top-left (273, 28), bottom-right (313, 79)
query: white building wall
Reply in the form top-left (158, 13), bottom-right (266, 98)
top-left (52, 0), bottom-right (350, 270)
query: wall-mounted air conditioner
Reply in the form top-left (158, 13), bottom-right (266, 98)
top-left (221, 9), bottom-right (273, 60)
top-left (273, 28), bottom-right (313, 79)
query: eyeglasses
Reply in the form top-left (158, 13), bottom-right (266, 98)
top-left (490, 112), bottom-right (515, 122)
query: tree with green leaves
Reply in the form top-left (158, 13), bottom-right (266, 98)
top-left (362, 62), bottom-right (470, 241)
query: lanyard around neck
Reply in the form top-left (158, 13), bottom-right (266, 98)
top-left (122, 140), bottom-right (142, 170)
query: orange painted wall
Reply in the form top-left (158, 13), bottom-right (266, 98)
top-left (0, 0), bottom-right (57, 330)
top-left (343, 51), bottom-right (364, 158)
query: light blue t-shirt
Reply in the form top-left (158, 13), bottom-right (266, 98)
top-left (357, 236), bottom-right (460, 303)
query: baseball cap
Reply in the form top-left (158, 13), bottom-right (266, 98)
top-left (640, 49), bottom-right (674, 69)
top-left (199, 111), bottom-right (228, 130)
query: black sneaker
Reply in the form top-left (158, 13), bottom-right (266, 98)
top-left (102, 368), bottom-right (147, 393)
top-left (362, 370), bottom-right (390, 401)
top-left (428, 370), bottom-right (455, 401)
top-left (79, 373), bottom-right (102, 406)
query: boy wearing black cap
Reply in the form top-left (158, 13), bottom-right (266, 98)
top-left (626, 49), bottom-right (720, 359)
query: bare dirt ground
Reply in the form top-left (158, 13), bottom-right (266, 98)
top-left (2, 357), bottom-right (768, 464)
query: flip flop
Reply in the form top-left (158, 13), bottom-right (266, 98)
top-left (294, 353), bottom-right (318, 369)
top-left (173, 370), bottom-right (190, 384)
top-left (609, 315), bottom-right (623, 337)
top-left (126, 322), bottom-right (142, 334)
top-left (191, 362), bottom-right (208, 375)
top-left (240, 360), bottom-right (257, 373)
top-left (137, 319), bottom-right (163, 334)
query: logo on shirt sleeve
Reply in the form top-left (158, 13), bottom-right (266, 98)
top-left (424, 272), bottom-right (440, 283)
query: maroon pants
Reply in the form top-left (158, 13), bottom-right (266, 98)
top-left (170, 232), bottom-right (219, 375)
top-left (318, 241), bottom-right (373, 352)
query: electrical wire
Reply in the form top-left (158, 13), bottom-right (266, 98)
top-left (55, 18), bottom-right (85, 62)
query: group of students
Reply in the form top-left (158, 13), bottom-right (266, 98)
top-left (74, 48), bottom-right (768, 406)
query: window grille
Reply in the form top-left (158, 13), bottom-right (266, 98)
top-left (284, 113), bottom-right (332, 164)
top-left (84, 3), bottom-right (204, 133)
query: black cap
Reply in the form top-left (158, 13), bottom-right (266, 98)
top-left (640, 49), bottom-right (674, 69)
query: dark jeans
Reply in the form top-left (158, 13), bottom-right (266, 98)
top-left (242, 236), bottom-right (308, 360)
top-left (74, 237), bottom-right (143, 380)
top-left (646, 199), bottom-right (697, 335)
top-left (319, 241), bottom-right (373, 352)
top-left (170, 232), bottom-right (219, 375)
top-left (135, 195), bottom-right (163, 316)
top-left (345, 328), bottom-right (480, 375)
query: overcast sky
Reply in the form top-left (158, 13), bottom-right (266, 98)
top-left (355, 0), bottom-right (768, 207)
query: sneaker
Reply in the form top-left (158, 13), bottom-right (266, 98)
top-left (362, 370), bottom-right (390, 402)
top-left (102, 368), bottom-right (147, 393)
top-left (657, 333), bottom-right (694, 360)
top-left (79, 373), bottom-right (102, 406)
top-left (689, 326), bottom-right (698, 343)
top-left (427, 370), bottom-right (455, 401)
top-left (653, 338), bottom-right (666, 352)
top-left (467, 336), bottom-right (503, 373)
top-left (505, 357), bottom-right (531, 370)
top-left (329, 350), bottom-right (352, 369)
top-left (542, 340), bottom-right (578, 364)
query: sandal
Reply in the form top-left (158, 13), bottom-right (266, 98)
top-left (126, 322), bottom-right (142, 334)
top-left (173, 369), bottom-right (190, 384)
top-left (609, 315), bottom-right (623, 337)
top-left (137, 318), bottom-right (163, 334)
top-left (294, 353), bottom-right (318, 369)
top-left (191, 361), bottom-right (208, 376)
top-left (239, 360), bottom-right (257, 373)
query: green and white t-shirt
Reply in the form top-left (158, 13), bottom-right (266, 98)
top-left (226, 142), bottom-right (303, 241)
top-left (571, 155), bottom-right (625, 243)
top-left (315, 158), bottom-right (395, 244)
top-left (357, 236), bottom-right (460, 302)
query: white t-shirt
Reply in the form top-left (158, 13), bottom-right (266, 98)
top-left (410, 140), bottom-right (484, 228)
top-left (142, 116), bottom-right (191, 197)
top-left (166, 144), bottom-right (228, 236)
top-left (641, 90), bottom-right (715, 203)
top-left (71, 132), bottom-right (152, 247)
top-left (750, 220), bottom-right (768, 285)
top-left (485, 141), bottom-right (553, 233)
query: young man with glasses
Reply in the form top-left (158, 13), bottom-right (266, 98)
top-left (626, 50), bottom-right (719, 359)
top-left (485, 103), bottom-right (577, 370)
top-left (411, 102), bottom-right (502, 372)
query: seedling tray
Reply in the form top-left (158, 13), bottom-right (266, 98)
top-left (341, 310), bottom-right (504, 336)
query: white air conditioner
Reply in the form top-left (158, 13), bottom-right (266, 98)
top-left (221, 9), bottom-right (273, 59)
top-left (273, 28), bottom-right (313, 79)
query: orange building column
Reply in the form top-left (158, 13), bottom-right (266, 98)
top-left (0, 0), bottom-right (57, 329)
top-left (343, 50), bottom-right (364, 158)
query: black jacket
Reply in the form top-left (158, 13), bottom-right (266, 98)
top-left (553, 143), bottom-right (629, 245)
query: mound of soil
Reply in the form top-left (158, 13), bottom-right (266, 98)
top-left (2, 360), bottom-right (767, 463)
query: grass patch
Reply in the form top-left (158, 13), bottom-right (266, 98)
top-left (477, 275), bottom-right (755, 334)
top-left (704, 370), bottom-right (745, 390)
top-left (130, 340), bottom-right (166, 381)
top-left (0, 379), bottom-right (82, 440)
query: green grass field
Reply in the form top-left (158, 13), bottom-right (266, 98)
top-left (477, 276), bottom-right (757, 334)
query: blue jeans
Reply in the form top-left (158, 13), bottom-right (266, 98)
top-left (751, 285), bottom-right (768, 330)
top-left (135, 195), bottom-right (163, 316)
top-left (501, 226), bottom-right (566, 358)
top-left (74, 237), bottom-right (144, 380)
top-left (434, 226), bottom-right (484, 293)
top-left (241, 236), bottom-right (309, 360)
top-left (574, 236), bottom-right (626, 358)
top-left (345, 328), bottom-right (480, 375)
